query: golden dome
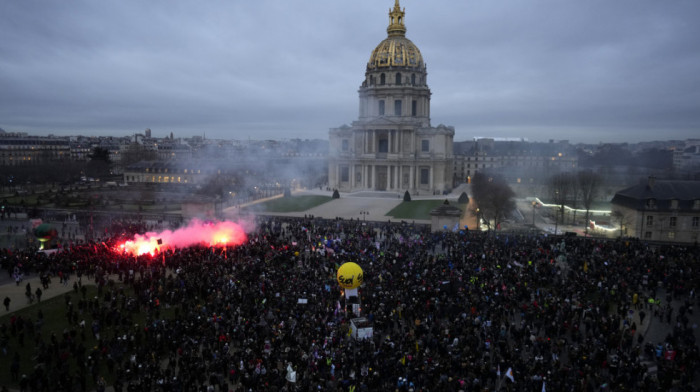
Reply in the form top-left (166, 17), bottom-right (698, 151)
top-left (367, 1), bottom-right (424, 70)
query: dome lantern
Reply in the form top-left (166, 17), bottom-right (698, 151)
top-left (387, 0), bottom-right (406, 37)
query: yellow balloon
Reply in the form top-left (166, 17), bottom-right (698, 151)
top-left (294, 251), bottom-right (300, 257)
top-left (337, 262), bottom-right (364, 289)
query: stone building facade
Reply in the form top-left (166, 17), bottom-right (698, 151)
top-left (328, 1), bottom-right (454, 194)
top-left (611, 177), bottom-right (700, 243)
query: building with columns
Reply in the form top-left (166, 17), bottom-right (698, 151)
top-left (328, 1), bottom-right (454, 193)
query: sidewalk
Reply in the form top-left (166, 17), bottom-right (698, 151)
top-left (0, 273), bottom-right (75, 315)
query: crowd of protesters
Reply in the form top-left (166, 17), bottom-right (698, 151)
top-left (0, 215), bottom-right (698, 391)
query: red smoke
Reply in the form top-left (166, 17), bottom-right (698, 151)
top-left (118, 219), bottom-right (248, 256)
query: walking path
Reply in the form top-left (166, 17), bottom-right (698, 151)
top-left (0, 273), bottom-right (75, 315)
top-left (223, 185), bottom-right (471, 224)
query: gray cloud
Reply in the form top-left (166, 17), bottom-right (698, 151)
top-left (1, 0), bottom-right (698, 143)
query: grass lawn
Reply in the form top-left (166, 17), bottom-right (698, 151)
top-left (387, 199), bottom-right (467, 220)
top-left (4, 195), bottom-right (40, 206)
top-left (0, 282), bottom-right (175, 390)
top-left (246, 195), bottom-right (333, 213)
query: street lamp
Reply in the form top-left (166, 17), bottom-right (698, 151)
top-left (360, 210), bottom-right (369, 221)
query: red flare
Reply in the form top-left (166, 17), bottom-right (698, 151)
top-left (117, 219), bottom-right (247, 256)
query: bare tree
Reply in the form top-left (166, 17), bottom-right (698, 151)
top-left (569, 176), bottom-right (580, 225)
top-left (471, 172), bottom-right (515, 230)
top-left (578, 170), bottom-right (602, 236)
top-left (86, 147), bottom-right (112, 179)
top-left (611, 209), bottom-right (633, 238)
top-left (547, 172), bottom-right (575, 235)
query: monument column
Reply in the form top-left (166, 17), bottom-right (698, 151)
top-left (410, 166), bottom-right (415, 189)
top-left (351, 165), bottom-right (356, 188)
top-left (373, 165), bottom-right (377, 190)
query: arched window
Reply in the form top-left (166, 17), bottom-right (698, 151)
top-left (369, 75), bottom-right (375, 85)
top-left (395, 72), bottom-right (402, 85)
top-left (411, 74), bottom-right (416, 85)
top-left (380, 73), bottom-right (386, 85)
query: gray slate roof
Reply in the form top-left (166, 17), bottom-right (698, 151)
top-left (611, 179), bottom-right (700, 212)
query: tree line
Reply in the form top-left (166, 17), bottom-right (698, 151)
top-left (469, 170), bottom-right (603, 235)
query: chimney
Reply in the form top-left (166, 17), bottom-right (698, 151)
top-left (647, 176), bottom-right (656, 189)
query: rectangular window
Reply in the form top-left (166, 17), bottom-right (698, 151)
top-left (420, 168), bottom-right (429, 185)
top-left (341, 166), bottom-right (349, 182)
top-left (379, 100), bottom-right (385, 116)
top-left (421, 140), bottom-right (429, 152)
top-left (412, 100), bottom-right (417, 116)
top-left (646, 216), bottom-right (653, 226)
top-left (692, 217), bottom-right (699, 227)
top-left (669, 217), bottom-right (677, 227)
top-left (378, 139), bottom-right (389, 153)
top-left (644, 231), bottom-right (652, 239)
top-left (341, 139), bottom-right (349, 152)
top-left (394, 100), bottom-right (402, 116)
top-left (668, 232), bottom-right (675, 240)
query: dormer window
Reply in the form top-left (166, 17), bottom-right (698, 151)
top-left (694, 200), bottom-right (700, 210)
top-left (670, 199), bottom-right (679, 209)
top-left (646, 199), bottom-right (657, 209)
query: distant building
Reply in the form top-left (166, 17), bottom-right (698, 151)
top-left (122, 160), bottom-right (224, 185)
top-left (673, 139), bottom-right (700, 173)
top-left (0, 132), bottom-right (70, 165)
top-left (328, 1), bottom-right (454, 193)
top-left (155, 140), bottom-right (193, 161)
top-left (453, 138), bottom-right (577, 185)
top-left (611, 177), bottom-right (700, 243)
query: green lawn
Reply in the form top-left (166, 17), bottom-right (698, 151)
top-left (387, 199), bottom-right (466, 220)
top-left (0, 282), bottom-right (175, 390)
top-left (246, 195), bottom-right (333, 213)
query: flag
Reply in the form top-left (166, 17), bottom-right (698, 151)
top-left (505, 367), bottom-right (514, 382)
top-left (285, 364), bottom-right (297, 383)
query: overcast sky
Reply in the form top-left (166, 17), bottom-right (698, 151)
top-left (1, 0), bottom-right (699, 144)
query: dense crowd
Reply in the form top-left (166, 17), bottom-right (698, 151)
top-left (1, 216), bottom-right (699, 391)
